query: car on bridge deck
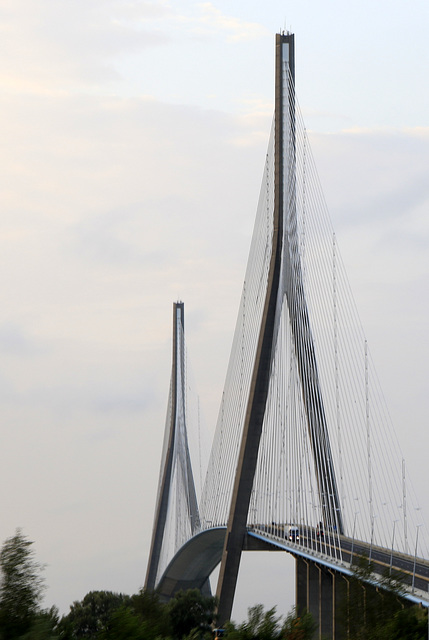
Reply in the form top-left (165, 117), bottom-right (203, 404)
top-left (316, 522), bottom-right (324, 539)
top-left (288, 526), bottom-right (300, 542)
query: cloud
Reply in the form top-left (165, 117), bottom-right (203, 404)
top-left (0, 0), bottom-right (172, 93)
top-left (0, 322), bottom-right (43, 356)
top-left (191, 3), bottom-right (268, 42)
top-left (0, 1), bottom-right (268, 97)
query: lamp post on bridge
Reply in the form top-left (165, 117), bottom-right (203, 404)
top-left (311, 503), bottom-right (318, 551)
top-left (412, 524), bottom-right (422, 593)
top-left (350, 511), bottom-right (359, 566)
top-left (390, 519), bottom-right (399, 576)
top-left (369, 514), bottom-right (378, 564)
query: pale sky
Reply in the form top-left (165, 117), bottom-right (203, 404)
top-left (0, 0), bottom-right (428, 622)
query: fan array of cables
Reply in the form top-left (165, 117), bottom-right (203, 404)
top-left (199, 55), bottom-right (428, 563)
top-left (153, 46), bottom-right (428, 591)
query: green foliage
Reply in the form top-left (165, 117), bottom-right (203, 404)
top-left (129, 589), bottom-right (172, 639)
top-left (58, 587), bottom-right (216, 640)
top-left (19, 607), bottom-right (60, 640)
top-left (382, 605), bottom-right (428, 640)
top-left (281, 607), bottom-right (316, 640)
top-left (97, 590), bottom-right (173, 640)
top-left (0, 528), bottom-right (46, 639)
top-left (225, 605), bottom-right (282, 640)
top-left (97, 605), bottom-right (150, 640)
top-left (58, 591), bottom-right (131, 639)
top-left (342, 556), bottom-right (428, 640)
top-left (224, 604), bottom-right (314, 640)
top-left (167, 589), bottom-right (217, 640)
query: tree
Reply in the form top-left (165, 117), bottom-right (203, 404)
top-left (340, 556), bottom-right (428, 640)
top-left (384, 606), bottom-right (428, 640)
top-left (130, 588), bottom-right (172, 639)
top-left (224, 604), bottom-right (315, 640)
top-left (96, 590), bottom-right (173, 640)
top-left (19, 606), bottom-right (60, 640)
top-left (168, 589), bottom-right (217, 639)
top-left (98, 604), bottom-right (172, 640)
top-left (0, 528), bottom-right (45, 639)
top-left (225, 604), bottom-right (282, 640)
top-left (58, 591), bottom-right (130, 639)
top-left (96, 606), bottom-right (148, 640)
top-left (280, 607), bottom-right (315, 640)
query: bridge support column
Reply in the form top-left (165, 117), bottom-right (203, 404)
top-left (296, 557), bottom-right (308, 613)
top-left (308, 562), bottom-right (320, 632)
top-left (335, 574), bottom-right (349, 639)
top-left (296, 558), bottom-right (347, 640)
top-left (320, 567), bottom-right (333, 639)
top-left (296, 558), bottom-right (321, 634)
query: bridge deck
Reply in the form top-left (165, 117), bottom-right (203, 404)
top-left (249, 525), bottom-right (429, 605)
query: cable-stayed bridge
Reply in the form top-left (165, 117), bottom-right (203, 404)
top-left (145, 33), bottom-right (429, 638)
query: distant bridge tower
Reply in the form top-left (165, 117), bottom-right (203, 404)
top-left (215, 32), bottom-right (343, 625)
top-left (145, 302), bottom-right (202, 591)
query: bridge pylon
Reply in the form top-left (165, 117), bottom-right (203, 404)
top-left (215, 31), bottom-right (343, 625)
top-left (145, 302), bottom-right (201, 592)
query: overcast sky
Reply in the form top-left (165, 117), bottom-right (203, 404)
top-left (0, 0), bottom-right (428, 622)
